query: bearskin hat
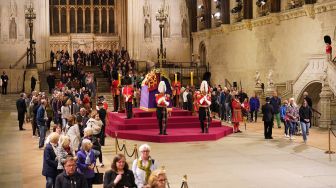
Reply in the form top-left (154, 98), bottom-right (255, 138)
top-left (124, 76), bottom-right (132, 85)
top-left (203, 72), bottom-right (211, 81)
top-left (112, 71), bottom-right (119, 80)
top-left (324, 35), bottom-right (332, 45)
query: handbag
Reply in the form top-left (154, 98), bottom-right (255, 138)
top-left (92, 166), bottom-right (104, 184)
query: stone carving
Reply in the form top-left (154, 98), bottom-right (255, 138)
top-left (9, 0), bottom-right (17, 18)
top-left (143, 0), bottom-right (151, 39)
top-left (303, 4), bottom-right (315, 19)
top-left (257, 1), bottom-right (270, 17)
top-left (163, 3), bottom-right (170, 38)
top-left (267, 69), bottom-right (274, 87)
top-left (180, 1), bottom-right (188, 38)
top-left (9, 18), bottom-right (17, 39)
top-left (321, 67), bottom-right (328, 87)
top-left (255, 71), bottom-right (261, 86)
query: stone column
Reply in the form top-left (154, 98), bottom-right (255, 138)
top-left (66, 1), bottom-right (70, 33)
top-left (58, 7), bottom-right (61, 33)
top-left (91, 0), bottom-right (94, 33)
top-left (75, 7), bottom-right (78, 33)
top-left (319, 83), bottom-right (333, 128)
top-left (99, 7), bottom-right (102, 33)
top-left (107, 7), bottom-right (109, 33)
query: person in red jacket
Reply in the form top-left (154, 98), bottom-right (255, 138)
top-left (232, 93), bottom-right (242, 133)
top-left (198, 72), bottom-right (212, 133)
top-left (122, 77), bottom-right (134, 119)
top-left (324, 35), bottom-right (332, 61)
top-left (111, 72), bottom-right (120, 112)
top-left (156, 81), bottom-right (170, 135)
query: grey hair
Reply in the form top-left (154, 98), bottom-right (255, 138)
top-left (139, 144), bottom-right (151, 152)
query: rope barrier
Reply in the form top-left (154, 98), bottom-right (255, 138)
top-left (330, 128), bottom-right (336, 138)
top-left (114, 132), bottom-right (139, 159)
top-left (325, 126), bottom-right (335, 154)
top-left (180, 175), bottom-right (189, 188)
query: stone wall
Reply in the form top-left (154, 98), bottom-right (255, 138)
top-left (192, 1), bottom-right (336, 96)
top-left (0, 0), bottom-right (49, 69)
top-left (127, 0), bottom-right (191, 63)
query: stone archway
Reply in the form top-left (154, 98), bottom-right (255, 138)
top-left (199, 41), bottom-right (207, 67)
top-left (297, 81), bottom-right (322, 110)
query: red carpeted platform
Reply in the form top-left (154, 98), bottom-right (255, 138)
top-left (106, 108), bottom-right (233, 143)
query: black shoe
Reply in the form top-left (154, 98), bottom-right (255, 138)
top-left (158, 132), bottom-right (162, 135)
top-left (237, 130), bottom-right (242, 133)
top-left (163, 132), bottom-right (168, 135)
top-left (19, 128), bottom-right (26, 131)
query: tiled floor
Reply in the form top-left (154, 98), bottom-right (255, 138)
top-left (1, 94), bottom-right (336, 188)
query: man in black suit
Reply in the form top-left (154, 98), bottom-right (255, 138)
top-left (1, 71), bottom-right (9, 94)
top-left (16, 93), bottom-right (27, 130)
top-left (262, 97), bottom-right (274, 139)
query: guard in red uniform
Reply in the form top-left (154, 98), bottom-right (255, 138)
top-left (122, 77), bottom-right (134, 119)
top-left (232, 93), bottom-right (243, 133)
top-left (171, 79), bottom-right (181, 107)
top-left (111, 72), bottom-right (120, 112)
top-left (324, 35), bottom-right (332, 61)
top-left (156, 81), bottom-right (170, 135)
top-left (198, 72), bottom-right (212, 133)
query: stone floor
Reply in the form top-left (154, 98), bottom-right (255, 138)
top-left (0, 94), bottom-right (336, 188)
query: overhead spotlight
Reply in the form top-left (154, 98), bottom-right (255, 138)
top-left (212, 12), bottom-right (221, 19)
top-left (256, 0), bottom-right (267, 7)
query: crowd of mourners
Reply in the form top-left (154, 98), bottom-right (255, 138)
top-left (14, 46), bottom-right (316, 188)
top-left (14, 48), bottom-right (170, 188)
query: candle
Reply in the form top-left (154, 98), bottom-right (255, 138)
top-left (190, 72), bottom-right (193, 86)
top-left (118, 73), bottom-right (121, 86)
top-left (175, 73), bottom-right (177, 83)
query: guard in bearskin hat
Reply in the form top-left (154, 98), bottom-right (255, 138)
top-left (324, 35), bottom-right (332, 61)
top-left (197, 72), bottom-right (212, 133)
top-left (122, 76), bottom-right (134, 119)
top-left (156, 81), bottom-right (170, 135)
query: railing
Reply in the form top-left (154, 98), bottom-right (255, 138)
top-left (114, 132), bottom-right (139, 159)
top-left (36, 60), bottom-right (51, 72)
top-left (311, 108), bottom-right (321, 127)
top-left (10, 50), bottom-right (28, 69)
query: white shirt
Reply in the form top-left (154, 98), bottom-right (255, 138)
top-left (183, 91), bottom-right (189, 102)
top-left (132, 157), bottom-right (158, 188)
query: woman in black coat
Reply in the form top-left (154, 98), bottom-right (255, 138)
top-left (104, 154), bottom-right (137, 188)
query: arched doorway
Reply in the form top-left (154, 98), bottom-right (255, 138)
top-left (199, 41), bottom-right (206, 67)
top-left (297, 81), bottom-right (322, 127)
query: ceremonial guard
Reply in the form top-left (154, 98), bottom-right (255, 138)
top-left (197, 72), bottom-right (212, 133)
top-left (111, 72), bottom-right (120, 112)
top-left (122, 77), bottom-right (134, 119)
top-left (324, 35), bottom-right (332, 61)
top-left (232, 93), bottom-right (243, 133)
top-left (156, 81), bottom-right (170, 135)
top-left (171, 73), bottom-right (181, 107)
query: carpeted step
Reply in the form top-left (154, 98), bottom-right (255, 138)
top-left (107, 127), bottom-right (233, 143)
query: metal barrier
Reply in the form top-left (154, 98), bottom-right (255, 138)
top-left (325, 125), bottom-right (336, 154)
top-left (114, 132), bottom-right (139, 159)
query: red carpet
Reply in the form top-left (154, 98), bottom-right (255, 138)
top-left (106, 108), bottom-right (233, 143)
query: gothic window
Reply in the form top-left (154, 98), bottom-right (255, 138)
top-left (94, 8), bottom-right (99, 33)
top-left (61, 8), bottom-right (67, 33)
top-left (85, 0), bottom-right (91, 5)
top-left (9, 17), bottom-right (17, 39)
top-left (101, 8), bottom-right (107, 33)
top-left (53, 7), bottom-right (59, 34)
top-left (109, 8), bottom-right (115, 33)
top-left (85, 8), bottom-right (91, 33)
top-left (77, 8), bottom-right (83, 33)
top-left (70, 8), bottom-right (76, 33)
top-left (50, 0), bottom-right (115, 34)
